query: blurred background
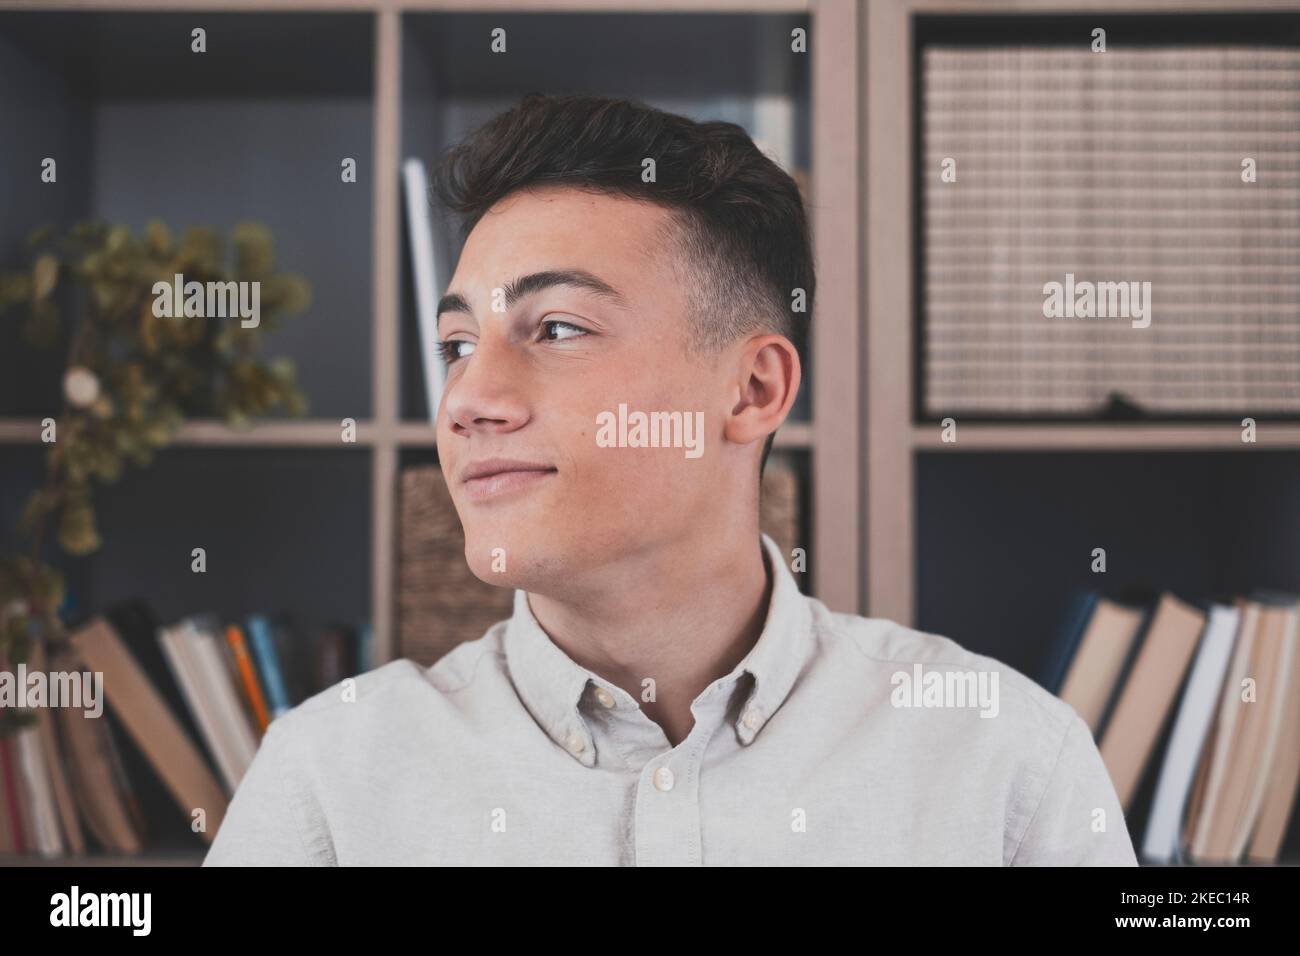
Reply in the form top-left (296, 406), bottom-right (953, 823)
top-left (0, 0), bottom-right (1296, 867)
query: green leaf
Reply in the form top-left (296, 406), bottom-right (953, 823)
top-left (261, 273), bottom-right (312, 315)
top-left (57, 501), bottom-right (101, 556)
top-left (145, 219), bottom-right (173, 258)
top-left (179, 227), bottom-right (221, 274)
top-left (105, 225), bottom-right (132, 254)
top-left (231, 221), bottom-right (274, 278)
top-left (24, 224), bottom-right (55, 249)
top-left (93, 451), bottom-right (123, 483)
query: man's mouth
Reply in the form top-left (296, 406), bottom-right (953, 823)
top-left (460, 459), bottom-right (558, 502)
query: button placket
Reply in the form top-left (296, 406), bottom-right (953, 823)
top-left (631, 693), bottom-right (726, 866)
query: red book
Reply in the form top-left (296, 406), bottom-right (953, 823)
top-left (0, 733), bottom-right (28, 855)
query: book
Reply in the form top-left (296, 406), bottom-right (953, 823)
top-left (12, 724), bottom-right (62, 857)
top-left (1247, 599), bottom-right (1300, 862)
top-left (100, 602), bottom-right (223, 851)
top-left (316, 624), bottom-right (354, 692)
top-left (0, 734), bottom-right (13, 855)
top-left (1099, 592), bottom-right (1207, 810)
top-left (1141, 602), bottom-right (1240, 863)
top-left (402, 156), bottom-right (448, 423)
top-left (51, 643), bottom-right (143, 854)
top-left (270, 615), bottom-right (310, 706)
top-left (1186, 600), bottom-right (1261, 859)
top-left (26, 639), bottom-right (85, 855)
top-left (1189, 598), bottom-right (1297, 861)
top-left (1057, 595), bottom-right (1146, 733)
top-left (245, 614), bottom-right (292, 719)
top-left (68, 615), bottom-right (230, 845)
top-left (159, 618), bottom-right (251, 796)
top-left (225, 624), bottom-right (271, 735)
top-left (1040, 589), bottom-right (1099, 695)
top-left (1229, 599), bottom-right (1297, 858)
top-left (0, 732), bottom-right (27, 854)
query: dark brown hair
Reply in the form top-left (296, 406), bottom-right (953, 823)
top-left (433, 92), bottom-right (814, 478)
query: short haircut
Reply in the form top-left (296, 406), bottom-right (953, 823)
top-left (432, 92), bottom-right (815, 479)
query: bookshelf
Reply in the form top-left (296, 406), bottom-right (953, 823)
top-left (0, 0), bottom-right (859, 863)
top-left (869, 0), bottom-right (1300, 866)
top-left (867, 0), bottom-right (1300, 661)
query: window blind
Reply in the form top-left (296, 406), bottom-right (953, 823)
top-left (921, 45), bottom-right (1300, 417)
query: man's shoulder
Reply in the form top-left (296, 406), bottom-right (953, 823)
top-left (262, 622), bottom-right (510, 748)
top-left (807, 599), bottom-right (1083, 744)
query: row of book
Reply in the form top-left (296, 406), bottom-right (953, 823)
top-left (0, 601), bottom-right (369, 858)
top-left (1044, 589), bottom-right (1299, 865)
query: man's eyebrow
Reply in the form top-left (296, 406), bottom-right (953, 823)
top-left (436, 269), bottom-right (627, 321)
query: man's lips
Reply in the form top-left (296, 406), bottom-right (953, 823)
top-left (460, 460), bottom-right (558, 502)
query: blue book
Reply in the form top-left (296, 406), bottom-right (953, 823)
top-left (246, 614), bottom-right (292, 719)
top-left (1040, 589), bottom-right (1101, 694)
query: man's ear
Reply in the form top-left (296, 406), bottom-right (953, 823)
top-left (724, 333), bottom-right (801, 448)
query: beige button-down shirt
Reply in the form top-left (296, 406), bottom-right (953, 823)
top-left (204, 533), bottom-right (1138, 866)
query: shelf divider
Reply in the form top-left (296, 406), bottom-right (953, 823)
top-left (911, 423), bottom-right (1300, 452)
top-left (371, 6), bottom-right (402, 667)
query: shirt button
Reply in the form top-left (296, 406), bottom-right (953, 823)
top-left (742, 707), bottom-right (763, 730)
top-left (565, 731), bottom-right (586, 754)
top-left (653, 766), bottom-right (675, 791)
top-left (594, 686), bottom-right (616, 709)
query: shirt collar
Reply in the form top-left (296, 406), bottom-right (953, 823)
top-left (503, 532), bottom-right (814, 766)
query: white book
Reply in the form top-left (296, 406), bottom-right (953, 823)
top-left (189, 620), bottom-right (259, 790)
top-left (159, 623), bottom-right (241, 795)
top-left (402, 157), bottom-right (447, 424)
top-left (14, 725), bottom-right (64, 858)
top-left (1141, 603), bottom-right (1239, 863)
top-left (1190, 602), bottom-right (1261, 857)
top-left (752, 93), bottom-right (796, 173)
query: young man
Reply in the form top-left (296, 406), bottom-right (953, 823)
top-left (205, 94), bottom-right (1137, 866)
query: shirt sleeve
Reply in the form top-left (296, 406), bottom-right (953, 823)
top-left (1009, 711), bottom-right (1140, 866)
top-left (203, 718), bottom-right (332, 866)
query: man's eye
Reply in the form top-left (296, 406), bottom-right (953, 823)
top-left (438, 339), bottom-right (475, 364)
top-left (541, 319), bottom-right (588, 342)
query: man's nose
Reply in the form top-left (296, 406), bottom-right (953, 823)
top-left (441, 336), bottom-right (532, 436)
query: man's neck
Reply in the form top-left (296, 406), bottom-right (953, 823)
top-left (525, 532), bottom-right (773, 747)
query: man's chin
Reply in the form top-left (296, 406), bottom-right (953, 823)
top-left (462, 531), bottom-right (593, 594)
top-left (462, 531), bottom-right (537, 589)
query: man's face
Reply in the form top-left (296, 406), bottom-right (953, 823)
top-left (436, 185), bottom-right (729, 590)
